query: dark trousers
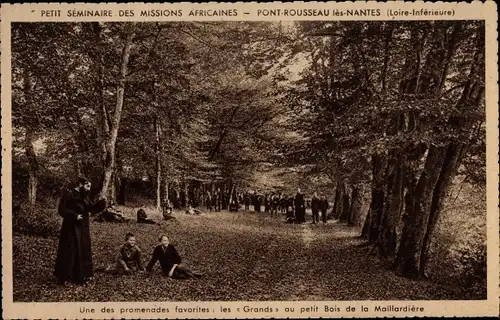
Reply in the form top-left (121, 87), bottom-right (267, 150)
top-left (168, 265), bottom-right (201, 279)
top-left (321, 210), bottom-right (327, 223)
top-left (312, 209), bottom-right (319, 223)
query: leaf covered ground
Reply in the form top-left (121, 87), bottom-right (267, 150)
top-left (13, 209), bottom-right (477, 302)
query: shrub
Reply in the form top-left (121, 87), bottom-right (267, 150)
top-left (13, 203), bottom-right (61, 238)
top-left (427, 181), bottom-right (486, 298)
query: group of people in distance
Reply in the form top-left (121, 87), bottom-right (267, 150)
top-left (54, 178), bottom-right (201, 286)
top-left (208, 188), bottom-right (329, 225)
top-left (281, 189), bottom-right (329, 224)
top-left (203, 189), bottom-right (329, 224)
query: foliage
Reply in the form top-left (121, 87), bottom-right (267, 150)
top-left (428, 181), bottom-right (486, 297)
top-left (13, 205), bottom-right (61, 238)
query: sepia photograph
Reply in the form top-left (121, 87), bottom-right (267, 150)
top-left (6, 16), bottom-right (491, 307)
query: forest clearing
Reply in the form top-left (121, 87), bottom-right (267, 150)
top-left (13, 206), bottom-right (480, 302)
top-left (11, 20), bottom-right (487, 302)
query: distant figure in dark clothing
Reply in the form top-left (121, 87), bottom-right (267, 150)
top-left (294, 189), bottom-right (306, 223)
top-left (270, 194), bottom-right (279, 216)
top-left (244, 192), bottom-right (250, 210)
top-left (137, 207), bottom-right (157, 224)
top-left (214, 188), bottom-right (222, 211)
top-left (95, 202), bottom-right (129, 223)
top-left (162, 200), bottom-right (176, 221)
top-left (254, 194), bottom-right (262, 212)
top-left (285, 205), bottom-right (296, 223)
top-left (146, 235), bottom-right (202, 279)
top-left (205, 191), bottom-right (213, 211)
top-left (311, 192), bottom-right (321, 224)
top-left (288, 196), bottom-right (295, 212)
top-left (279, 194), bottom-right (286, 213)
top-left (320, 195), bottom-right (329, 224)
top-left (54, 178), bottom-right (106, 285)
top-left (229, 197), bottom-right (239, 212)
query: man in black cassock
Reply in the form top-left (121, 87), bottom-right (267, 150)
top-left (54, 178), bottom-right (106, 285)
top-left (294, 188), bottom-right (306, 223)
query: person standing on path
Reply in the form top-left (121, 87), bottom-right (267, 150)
top-left (54, 178), bottom-right (106, 285)
top-left (215, 188), bottom-right (222, 212)
top-left (311, 192), bottom-right (321, 224)
top-left (244, 191), bottom-right (250, 210)
top-left (320, 194), bottom-right (329, 224)
top-left (294, 188), bottom-right (306, 223)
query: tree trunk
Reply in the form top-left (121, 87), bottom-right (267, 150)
top-left (378, 151), bottom-right (405, 258)
top-left (435, 22), bottom-right (462, 94)
top-left (419, 142), bottom-right (463, 276)
top-left (110, 172), bottom-right (117, 202)
top-left (155, 116), bottom-right (162, 210)
top-left (25, 128), bottom-right (38, 207)
top-left (348, 185), bottom-right (362, 226)
top-left (381, 22), bottom-right (394, 93)
top-left (333, 182), bottom-right (344, 219)
top-left (360, 207), bottom-right (371, 238)
top-left (164, 176), bottom-right (169, 205)
top-left (99, 24), bottom-right (134, 200)
top-left (93, 23), bottom-right (110, 171)
top-left (339, 186), bottom-right (350, 222)
top-left (184, 177), bottom-right (189, 207)
top-left (23, 69), bottom-right (39, 208)
top-left (114, 149), bottom-right (124, 204)
top-left (332, 186), bottom-right (341, 219)
top-left (368, 154), bottom-right (386, 244)
top-left (394, 145), bottom-right (447, 278)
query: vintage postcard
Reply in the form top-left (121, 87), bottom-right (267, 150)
top-left (1, 1), bottom-right (498, 319)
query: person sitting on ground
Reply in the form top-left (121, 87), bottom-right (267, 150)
top-left (117, 233), bottom-right (144, 273)
top-left (137, 206), bottom-right (157, 224)
top-left (162, 200), bottom-right (175, 221)
top-left (146, 235), bottom-right (202, 279)
top-left (185, 205), bottom-right (202, 215)
top-left (285, 205), bottom-right (296, 224)
top-left (97, 232), bottom-right (144, 274)
top-left (95, 201), bottom-right (129, 223)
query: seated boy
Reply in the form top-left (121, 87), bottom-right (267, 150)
top-left (137, 207), bottom-right (157, 224)
top-left (146, 235), bottom-right (202, 279)
top-left (162, 200), bottom-right (175, 220)
top-left (98, 233), bottom-right (144, 274)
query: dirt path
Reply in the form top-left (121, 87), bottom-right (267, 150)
top-left (287, 223), bottom-right (327, 300)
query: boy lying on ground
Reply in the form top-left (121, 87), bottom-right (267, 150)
top-left (146, 235), bottom-right (202, 279)
top-left (95, 202), bottom-right (129, 223)
top-left (185, 205), bottom-right (203, 215)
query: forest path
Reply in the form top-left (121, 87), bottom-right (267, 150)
top-left (13, 209), bottom-right (465, 302)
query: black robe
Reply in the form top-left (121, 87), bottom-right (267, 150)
top-left (54, 189), bottom-right (105, 283)
top-left (294, 192), bottom-right (306, 223)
